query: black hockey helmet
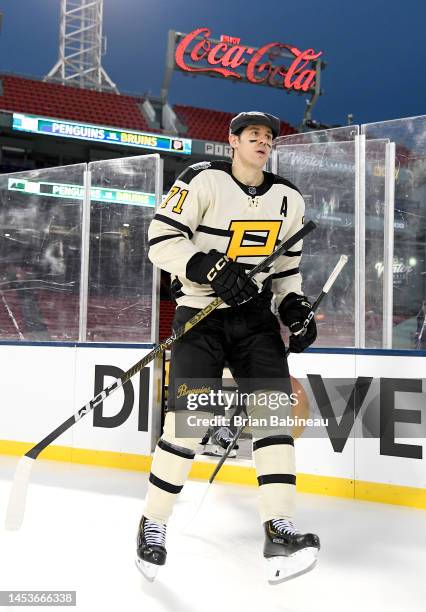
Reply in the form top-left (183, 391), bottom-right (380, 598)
top-left (229, 111), bottom-right (280, 139)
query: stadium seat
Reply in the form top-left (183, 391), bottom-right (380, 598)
top-left (0, 74), bottom-right (297, 143)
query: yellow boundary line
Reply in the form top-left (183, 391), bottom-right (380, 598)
top-left (1, 440), bottom-right (425, 510)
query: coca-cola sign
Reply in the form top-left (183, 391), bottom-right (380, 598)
top-left (174, 28), bottom-right (323, 93)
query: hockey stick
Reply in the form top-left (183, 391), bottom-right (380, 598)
top-left (415, 302), bottom-right (426, 350)
top-left (184, 254), bottom-right (348, 529)
top-left (0, 291), bottom-right (25, 340)
top-left (416, 318), bottom-right (426, 350)
top-left (5, 221), bottom-right (316, 531)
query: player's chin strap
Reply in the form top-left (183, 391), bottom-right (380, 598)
top-left (185, 254), bottom-right (349, 527)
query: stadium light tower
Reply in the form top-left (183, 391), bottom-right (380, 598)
top-left (45, 0), bottom-right (118, 93)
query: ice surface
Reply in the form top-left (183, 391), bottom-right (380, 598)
top-left (1, 455), bottom-right (425, 612)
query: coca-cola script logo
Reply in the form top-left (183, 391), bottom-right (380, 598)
top-left (175, 28), bottom-right (323, 93)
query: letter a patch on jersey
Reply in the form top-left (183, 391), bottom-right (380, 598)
top-left (226, 220), bottom-right (282, 260)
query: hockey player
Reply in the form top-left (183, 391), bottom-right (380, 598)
top-left (136, 111), bottom-right (320, 584)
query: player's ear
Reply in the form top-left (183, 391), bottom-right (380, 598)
top-left (229, 133), bottom-right (239, 156)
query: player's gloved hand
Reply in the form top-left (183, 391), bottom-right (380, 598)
top-left (278, 292), bottom-right (317, 353)
top-left (186, 251), bottom-right (260, 307)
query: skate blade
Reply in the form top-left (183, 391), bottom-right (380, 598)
top-left (201, 444), bottom-right (237, 458)
top-left (135, 557), bottom-right (160, 582)
top-left (265, 547), bottom-right (318, 584)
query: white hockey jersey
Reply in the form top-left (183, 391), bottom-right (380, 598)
top-left (148, 160), bottom-right (306, 309)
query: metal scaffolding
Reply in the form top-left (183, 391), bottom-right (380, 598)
top-left (45, 0), bottom-right (118, 93)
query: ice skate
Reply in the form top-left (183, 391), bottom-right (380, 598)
top-left (135, 516), bottom-right (167, 582)
top-left (199, 427), bottom-right (213, 450)
top-left (202, 426), bottom-right (239, 458)
top-left (264, 519), bottom-right (320, 584)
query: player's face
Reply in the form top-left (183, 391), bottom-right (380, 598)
top-left (230, 125), bottom-right (274, 168)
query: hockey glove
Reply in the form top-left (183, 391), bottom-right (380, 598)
top-left (278, 292), bottom-right (317, 353)
top-left (186, 251), bottom-right (260, 307)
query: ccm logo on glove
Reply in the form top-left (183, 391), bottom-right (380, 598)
top-left (186, 250), bottom-right (259, 307)
top-left (206, 255), bottom-right (230, 281)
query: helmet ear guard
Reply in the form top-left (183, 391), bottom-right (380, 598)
top-left (229, 111), bottom-right (280, 139)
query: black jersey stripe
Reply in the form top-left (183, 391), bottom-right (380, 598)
top-left (174, 289), bottom-right (217, 299)
top-left (272, 267), bottom-right (300, 279)
top-left (196, 224), bottom-right (268, 244)
top-left (194, 224), bottom-right (302, 254)
top-left (149, 234), bottom-right (182, 247)
top-left (149, 473), bottom-right (184, 494)
top-left (257, 474), bottom-right (296, 486)
top-left (154, 213), bottom-right (193, 238)
top-left (158, 438), bottom-right (195, 459)
top-left (253, 435), bottom-right (294, 451)
top-left (244, 233), bottom-right (272, 245)
top-left (241, 262), bottom-right (273, 273)
top-left (196, 225), bottom-right (231, 237)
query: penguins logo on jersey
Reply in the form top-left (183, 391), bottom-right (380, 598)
top-left (226, 220), bottom-right (282, 260)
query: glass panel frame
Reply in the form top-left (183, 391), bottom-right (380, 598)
top-left (85, 154), bottom-right (161, 344)
top-left (364, 138), bottom-right (390, 348)
top-left (362, 116), bottom-right (426, 350)
top-left (273, 129), bottom-right (359, 348)
top-left (0, 164), bottom-right (85, 341)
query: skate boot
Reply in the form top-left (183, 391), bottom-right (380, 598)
top-left (135, 516), bottom-right (167, 581)
top-left (200, 427), bottom-right (213, 448)
top-left (210, 426), bottom-right (239, 458)
top-left (200, 426), bottom-right (239, 458)
top-left (264, 519), bottom-right (320, 584)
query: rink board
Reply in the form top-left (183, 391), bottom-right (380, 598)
top-left (0, 344), bottom-right (425, 509)
top-left (0, 342), bottom-right (163, 459)
top-left (288, 350), bottom-right (426, 509)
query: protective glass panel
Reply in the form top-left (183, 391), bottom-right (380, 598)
top-left (0, 164), bottom-right (84, 341)
top-left (277, 125), bottom-right (358, 146)
top-left (274, 129), bottom-right (358, 347)
top-left (87, 155), bottom-right (159, 343)
top-left (362, 117), bottom-right (426, 349)
top-left (364, 139), bottom-right (389, 348)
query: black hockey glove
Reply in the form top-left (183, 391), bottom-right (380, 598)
top-left (278, 292), bottom-right (317, 353)
top-left (186, 251), bottom-right (260, 307)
